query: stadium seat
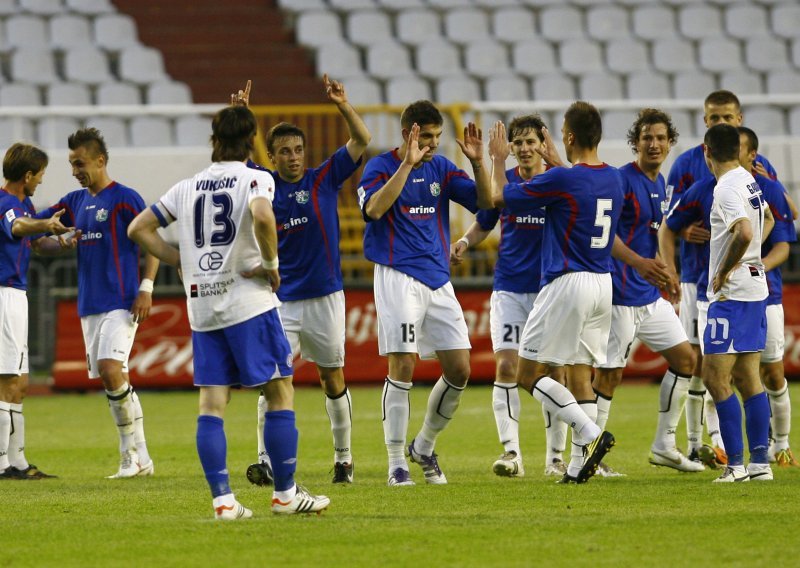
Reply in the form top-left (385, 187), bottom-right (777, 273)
top-left (94, 14), bottom-right (140, 51)
top-left (484, 74), bottom-right (529, 102)
top-left (0, 84), bottom-right (42, 106)
top-left (473, 0), bottom-right (521, 7)
top-left (296, 11), bottom-right (343, 48)
top-left (19, 0), bottom-right (63, 15)
top-left (465, 40), bottom-right (510, 79)
top-left (559, 40), bottom-right (603, 75)
top-left (626, 71), bottom-right (671, 99)
top-left (5, 14), bottom-right (49, 48)
top-left (539, 6), bottom-right (584, 41)
top-left (745, 37), bottom-right (790, 72)
top-left (64, 0), bottom-right (115, 15)
top-left (385, 76), bottom-right (431, 105)
top-left (771, 3), bottom-right (800, 40)
top-left (416, 40), bottom-right (463, 80)
top-left (377, 0), bottom-right (426, 9)
top-left (724, 4), bottom-right (768, 40)
top-left (571, 0), bottom-right (616, 7)
top-left (0, 0), bottom-right (16, 15)
top-left (315, 42), bottom-right (363, 79)
top-left (276, 0), bottom-right (327, 13)
top-left (652, 39), bottom-right (697, 73)
top-left (606, 39), bottom-right (650, 74)
top-left (174, 115), bottom-right (211, 147)
top-left (511, 39), bottom-right (557, 77)
top-left (46, 82), bottom-right (92, 106)
top-left (346, 11), bottom-right (392, 47)
top-left (329, 0), bottom-right (377, 11)
top-left (579, 72), bottom-right (624, 100)
top-left (396, 9), bottom-right (441, 46)
top-left (697, 38), bottom-right (742, 73)
top-left (63, 46), bottom-right (113, 85)
top-left (519, 0), bottom-right (562, 6)
top-left (743, 105), bottom-right (786, 136)
top-left (50, 14), bottom-right (93, 50)
top-left (366, 41), bottom-right (414, 80)
top-left (719, 70), bottom-right (763, 95)
top-left (586, 5), bottom-right (629, 41)
top-left (766, 70), bottom-right (800, 95)
top-left (602, 110), bottom-right (637, 140)
top-left (792, 38), bottom-right (800, 68)
top-left (788, 106), bottom-right (800, 137)
top-left (428, 0), bottom-right (474, 8)
top-left (532, 73), bottom-right (576, 101)
top-left (491, 7), bottom-right (537, 44)
top-left (129, 116), bottom-right (174, 147)
top-left (84, 116), bottom-right (128, 147)
top-left (673, 71), bottom-right (716, 100)
top-left (679, 5), bottom-right (723, 41)
top-left (96, 82), bottom-right (141, 105)
top-left (434, 76), bottom-right (481, 104)
top-left (37, 116), bottom-right (81, 148)
top-left (10, 48), bottom-right (59, 86)
top-left (0, 118), bottom-right (36, 148)
top-left (342, 76), bottom-right (382, 105)
top-left (118, 46), bottom-right (168, 85)
top-left (147, 81), bottom-right (192, 105)
top-left (668, 109), bottom-right (694, 139)
top-left (445, 8), bottom-right (491, 46)
top-left (631, 6), bottom-right (677, 41)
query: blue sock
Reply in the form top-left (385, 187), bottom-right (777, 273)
top-left (744, 392), bottom-right (770, 464)
top-left (265, 410), bottom-right (298, 492)
top-left (196, 415), bottom-right (230, 498)
top-left (715, 394), bottom-right (744, 466)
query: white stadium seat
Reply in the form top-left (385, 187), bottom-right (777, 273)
top-left (532, 73), bottom-right (575, 100)
top-left (366, 41), bottom-right (413, 80)
top-left (464, 40), bottom-right (510, 79)
top-left (396, 9), bottom-right (441, 46)
top-left (129, 116), bottom-right (174, 147)
top-left (0, 118), bottom-right (36, 147)
top-left (50, 14), bottom-right (93, 50)
top-left (652, 39), bottom-right (697, 73)
top-left (174, 115), bottom-right (211, 147)
top-left (346, 10), bottom-right (392, 47)
top-left (745, 37), bottom-right (790, 72)
top-left (626, 71), bottom-right (671, 99)
top-left (697, 37), bottom-right (742, 73)
top-left (484, 74), bottom-right (529, 102)
top-left (606, 39), bottom-right (650, 75)
top-left (37, 116), bottom-right (81, 148)
top-left (435, 76), bottom-right (481, 104)
top-left (559, 39), bottom-right (603, 75)
top-left (772, 4), bottom-right (800, 40)
top-left (632, 6), bottom-right (677, 41)
top-left (5, 14), bottom-right (49, 48)
top-left (679, 5), bottom-right (723, 41)
top-left (118, 46), bottom-right (168, 85)
top-left (296, 11), bottom-right (343, 48)
top-left (491, 7), bottom-right (537, 44)
top-left (586, 5), bottom-right (628, 41)
top-left (512, 39), bottom-right (557, 77)
top-left (96, 82), bottom-right (141, 105)
top-left (416, 40), bottom-right (463, 80)
top-left (724, 4), bottom-right (768, 40)
top-left (10, 48), bottom-right (59, 86)
top-left (579, 72), bottom-right (624, 100)
top-left (0, 84), bottom-right (42, 106)
top-left (46, 82), bottom-right (92, 106)
top-left (19, 0), bottom-right (63, 16)
top-left (445, 8), bottom-right (491, 46)
top-left (63, 46), bottom-right (113, 85)
top-left (84, 116), bottom-right (128, 147)
top-left (672, 71), bottom-right (716, 100)
top-left (65, 0), bottom-right (115, 15)
top-left (719, 70), bottom-right (763, 96)
top-left (766, 70), bottom-right (800, 95)
top-left (147, 81), bottom-right (193, 105)
top-left (385, 75), bottom-right (431, 106)
top-left (743, 105), bottom-right (786, 136)
top-left (341, 76), bottom-right (382, 105)
top-left (94, 14), bottom-right (140, 51)
top-left (315, 42), bottom-right (363, 79)
top-left (539, 6), bottom-right (584, 42)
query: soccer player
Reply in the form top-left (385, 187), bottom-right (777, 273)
top-left (0, 143), bottom-right (73, 480)
top-left (737, 127), bottom-right (798, 467)
top-left (38, 129), bottom-right (157, 479)
top-left (358, 100), bottom-right (491, 486)
top-left (592, 109), bottom-right (702, 473)
top-left (243, 75), bottom-right (370, 486)
top-left (128, 105), bottom-right (329, 518)
top-left (489, 101), bottom-right (622, 484)
top-left (701, 123), bottom-right (774, 482)
top-left (450, 113), bottom-right (568, 477)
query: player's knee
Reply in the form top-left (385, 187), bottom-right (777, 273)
top-left (444, 361), bottom-right (470, 387)
top-left (669, 348), bottom-right (696, 377)
top-left (495, 358), bottom-right (516, 382)
top-left (760, 362), bottom-right (785, 390)
top-left (97, 360), bottom-right (125, 388)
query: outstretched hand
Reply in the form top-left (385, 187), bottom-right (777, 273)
top-left (488, 120), bottom-right (509, 162)
top-left (455, 122), bottom-right (483, 162)
top-left (403, 123), bottom-right (431, 165)
top-left (230, 79), bottom-right (251, 106)
top-left (535, 126), bottom-right (565, 167)
top-left (45, 209), bottom-right (73, 236)
top-left (323, 73), bottom-right (347, 105)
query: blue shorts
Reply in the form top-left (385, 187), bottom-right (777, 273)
top-left (192, 309), bottom-right (293, 387)
top-left (703, 299), bottom-right (766, 355)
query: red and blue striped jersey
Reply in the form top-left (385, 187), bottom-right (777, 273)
top-left (0, 190), bottom-right (37, 290)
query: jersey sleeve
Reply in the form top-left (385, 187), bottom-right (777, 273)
top-left (1, 205), bottom-right (24, 241)
top-left (152, 183), bottom-right (182, 228)
top-left (246, 170), bottom-right (275, 205)
top-left (666, 153), bottom-right (691, 208)
top-left (503, 167), bottom-right (560, 213)
top-left (665, 185), bottom-right (703, 232)
top-left (476, 208), bottom-right (500, 231)
top-left (319, 146), bottom-right (362, 191)
top-left (357, 156), bottom-right (391, 222)
top-left (764, 180), bottom-right (797, 245)
top-left (442, 161), bottom-right (478, 213)
top-left (716, 183), bottom-right (749, 231)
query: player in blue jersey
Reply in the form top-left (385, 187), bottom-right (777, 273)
top-left (591, 109), bottom-right (702, 474)
top-left (489, 101), bottom-right (622, 484)
top-left (239, 76), bottom-right (370, 486)
top-left (39, 129), bottom-right (158, 479)
top-left (701, 124), bottom-right (773, 482)
top-left (129, 105), bottom-right (330, 518)
top-left (0, 144), bottom-right (73, 480)
top-left (737, 127), bottom-right (798, 468)
top-left (451, 114), bottom-right (569, 477)
top-left (358, 100), bottom-right (491, 486)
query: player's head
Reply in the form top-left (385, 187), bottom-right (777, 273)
top-left (3, 143), bottom-right (48, 197)
top-left (703, 123), bottom-right (740, 170)
top-left (266, 122), bottom-right (306, 183)
top-left (211, 105), bottom-right (257, 163)
top-left (507, 114), bottom-right (546, 170)
top-left (68, 127), bottom-right (109, 190)
top-left (561, 101), bottom-right (602, 162)
top-left (627, 108), bottom-right (678, 171)
top-left (703, 90), bottom-right (743, 129)
top-left (401, 100), bottom-right (443, 162)
top-left (737, 126), bottom-right (758, 172)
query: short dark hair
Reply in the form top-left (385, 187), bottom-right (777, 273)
top-left (737, 126), bottom-right (758, 154)
top-left (68, 127), bottom-right (109, 162)
top-left (626, 108), bottom-right (679, 153)
top-left (704, 123), bottom-right (740, 162)
top-left (400, 100), bottom-right (443, 130)
top-left (266, 122), bottom-right (306, 154)
top-left (563, 101), bottom-right (602, 149)
top-left (211, 105), bottom-right (257, 162)
top-left (507, 114), bottom-right (546, 142)
top-left (3, 143), bottom-right (48, 182)
top-left (704, 90), bottom-right (741, 110)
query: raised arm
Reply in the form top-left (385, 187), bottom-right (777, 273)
top-left (11, 208), bottom-right (71, 238)
top-left (455, 122), bottom-right (491, 209)
top-left (324, 74), bottom-right (371, 162)
top-left (488, 121), bottom-right (510, 208)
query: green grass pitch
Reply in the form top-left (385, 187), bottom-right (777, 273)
top-left (5, 383), bottom-right (799, 567)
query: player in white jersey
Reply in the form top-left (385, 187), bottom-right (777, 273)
top-left (701, 123), bottom-right (774, 482)
top-left (128, 106), bottom-right (329, 518)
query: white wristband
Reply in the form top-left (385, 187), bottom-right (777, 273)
top-left (457, 237), bottom-right (469, 248)
top-left (138, 278), bottom-right (154, 294)
top-left (262, 257), bottom-right (279, 270)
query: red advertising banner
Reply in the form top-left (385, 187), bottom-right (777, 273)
top-left (52, 286), bottom-right (800, 390)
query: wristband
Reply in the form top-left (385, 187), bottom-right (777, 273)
top-left (457, 237), bottom-right (469, 248)
top-left (138, 278), bottom-right (154, 294)
top-left (262, 257), bottom-right (279, 270)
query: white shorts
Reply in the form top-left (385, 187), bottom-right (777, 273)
top-left (490, 290), bottom-right (537, 352)
top-left (762, 303), bottom-right (785, 363)
top-left (80, 309), bottom-right (137, 379)
top-left (519, 272), bottom-right (612, 366)
top-left (279, 291), bottom-right (345, 368)
top-left (0, 287), bottom-right (28, 375)
top-left (600, 297), bottom-right (688, 369)
top-left (374, 265), bottom-right (471, 359)
top-left (697, 300), bottom-right (709, 356)
top-left (679, 282), bottom-right (700, 345)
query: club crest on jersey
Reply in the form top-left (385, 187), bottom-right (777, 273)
top-left (95, 208), bottom-right (108, 222)
top-left (429, 182), bottom-right (441, 197)
top-left (249, 179), bottom-right (259, 192)
top-left (295, 190), bottom-right (309, 204)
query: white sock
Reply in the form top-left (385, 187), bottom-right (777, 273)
top-left (493, 382), bottom-right (521, 456)
top-left (257, 393), bottom-right (268, 463)
top-left (0, 402), bottom-right (11, 471)
top-left (130, 389), bottom-right (150, 465)
top-left (273, 484), bottom-right (297, 503)
top-left (652, 369), bottom-right (690, 452)
top-left (704, 391), bottom-right (725, 450)
top-left (382, 377), bottom-right (410, 472)
top-left (415, 375), bottom-right (465, 457)
top-left (532, 377), bottom-right (600, 445)
top-left (326, 387), bottom-right (353, 464)
top-left (543, 406), bottom-right (567, 464)
top-left (8, 403), bottom-right (28, 470)
top-left (685, 375), bottom-right (705, 453)
top-left (766, 379), bottom-right (791, 451)
top-left (106, 383), bottom-right (136, 453)
top-left (595, 391), bottom-right (612, 431)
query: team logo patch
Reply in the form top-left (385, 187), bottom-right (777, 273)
top-left (95, 208), bottom-right (108, 222)
top-left (4, 209), bottom-right (16, 223)
top-left (429, 182), bottom-right (441, 197)
top-left (286, 353), bottom-right (294, 367)
top-left (249, 179), bottom-right (258, 192)
top-left (295, 190), bottom-right (309, 204)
